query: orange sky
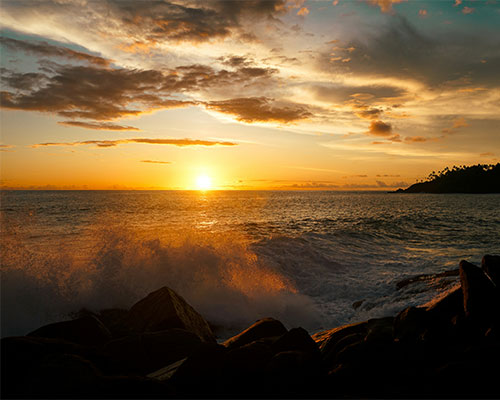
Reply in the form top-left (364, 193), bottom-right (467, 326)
top-left (1, 0), bottom-right (499, 190)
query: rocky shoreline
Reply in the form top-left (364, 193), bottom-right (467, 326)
top-left (2, 255), bottom-right (499, 398)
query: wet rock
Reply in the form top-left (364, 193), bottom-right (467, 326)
top-left (27, 315), bottom-right (112, 346)
top-left (393, 306), bottom-right (428, 342)
top-left (121, 286), bottom-right (215, 343)
top-left (1, 336), bottom-right (104, 397)
top-left (223, 317), bottom-right (287, 350)
top-left (365, 317), bottom-right (394, 344)
top-left (170, 343), bottom-right (228, 395)
top-left (312, 321), bottom-right (367, 352)
top-left (272, 327), bottom-right (320, 357)
top-left (482, 254), bottom-right (500, 287)
top-left (98, 308), bottom-right (129, 338)
top-left (103, 328), bottom-right (202, 374)
top-left (225, 341), bottom-right (274, 376)
top-left (459, 260), bottom-right (498, 323)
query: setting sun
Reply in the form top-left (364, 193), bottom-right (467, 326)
top-left (196, 175), bottom-right (212, 190)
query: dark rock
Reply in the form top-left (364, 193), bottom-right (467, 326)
top-left (147, 357), bottom-right (187, 382)
top-left (121, 286), bottom-right (215, 343)
top-left (103, 328), bottom-right (203, 374)
top-left (27, 315), bottom-right (112, 346)
top-left (365, 317), bottom-right (394, 344)
top-left (1, 336), bottom-right (104, 397)
top-left (459, 260), bottom-right (499, 323)
top-left (482, 254), bottom-right (500, 286)
top-left (170, 343), bottom-right (228, 394)
top-left (225, 340), bottom-right (274, 376)
top-left (272, 327), bottom-right (320, 357)
top-left (393, 306), bottom-right (428, 342)
top-left (223, 317), bottom-right (287, 350)
top-left (312, 321), bottom-right (367, 352)
top-left (98, 308), bottom-right (129, 338)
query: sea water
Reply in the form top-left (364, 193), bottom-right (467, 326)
top-left (1, 190), bottom-right (499, 338)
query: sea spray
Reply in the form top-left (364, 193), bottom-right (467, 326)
top-left (1, 226), bottom-right (321, 338)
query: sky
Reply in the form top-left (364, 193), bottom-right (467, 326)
top-left (1, 0), bottom-right (499, 190)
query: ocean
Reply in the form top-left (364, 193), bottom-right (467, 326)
top-left (1, 190), bottom-right (499, 339)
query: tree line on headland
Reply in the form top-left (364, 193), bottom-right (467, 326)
top-left (393, 163), bottom-right (500, 193)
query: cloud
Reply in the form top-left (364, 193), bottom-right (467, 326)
top-left (356, 108), bottom-right (383, 120)
top-left (366, 120), bottom-right (393, 137)
top-left (297, 7), bottom-right (309, 16)
top-left (418, 9), bottom-right (427, 17)
top-left (404, 136), bottom-right (429, 143)
top-left (366, 0), bottom-right (407, 14)
top-left (58, 121), bottom-right (140, 131)
top-left (0, 59), bottom-right (277, 125)
top-left (441, 117), bottom-right (468, 134)
top-left (204, 97), bottom-right (312, 124)
top-left (480, 152), bottom-right (495, 157)
top-left (0, 144), bottom-right (14, 152)
top-left (1, 1), bottom-right (288, 48)
top-left (462, 6), bottom-right (475, 14)
top-left (140, 160), bottom-right (171, 164)
top-left (32, 138), bottom-right (237, 148)
top-left (319, 16), bottom-right (500, 89)
top-left (0, 37), bottom-right (110, 66)
top-left (454, 0), bottom-right (462, 6)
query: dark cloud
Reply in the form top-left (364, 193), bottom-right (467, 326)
top-left (366, 120), bottom-right (393, 137)
top-left (204, 97), bottom-right (312, 123)
top-left (58, 121), bottom-right (140, 131)
top-left (320, 16), bottom-right (500, 88)
top-left (0, 60), bottom-right (276, 124)
top-left (404, 136), bottom-right (429, 143)
top-left (140, 160), bottom-right (171, 164)
top-left (312, 84), bottom-right (405, 105)
top-left (0, 37), bottom-right (110, 66)
top-left (356, 108), bottom-right (383, 120)
top-left (32, 138), bottom-right (237, 148)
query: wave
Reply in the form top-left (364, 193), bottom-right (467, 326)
top-left (1, 227), bottom-right (321, 338)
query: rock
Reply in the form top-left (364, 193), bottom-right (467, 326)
top-left (27, 315), bottom-right (112, 346)
top-left (393, 306), bottom-right (428, 342)
top-left (365, 317), bottom-right (394, 344)
top-left (170, 343), bottom-right (228, 395)
top-left (103, 328), bottom-right (203, 374)
top-left (272, 327), bottom-right (320, 357)
top-left (1, 336), bottom-right (103, 397)
top-left (312, 321), bottom-right (367, 352)
top-left (147, 358), bottom-right (188, 382)
top-left (223, 318), bottom-right (287, 350)
top-left (98, 308), bottom-right (129, 338)
top-left (482, 254), bottom-right (500, 287)
top-left (121, 287), bottom-right (215, 343)
top-left (459, 260), bottom-right (498, 323)
top-left (225, 341), bottom-right (274, 376)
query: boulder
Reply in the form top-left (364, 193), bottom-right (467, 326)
top-left (170, 343), bottom-right (228, 394)
top-left (364, 317), bottom-right (394, 344)
top-left (482, 254), bottom-right (500, 287)
top-left (103, 328), bottom-right (203, 374)
top-left (459, 260), bottom-right (498, 322)
top-left (312, 321), bottom-right (367, 352)
top-left (223, 318), bottom-right (287, 350)
top-left (225, 341), bottom-right (274, 376)
top-left (27, 315), bottom-right (112, 346)
top-left (1, 336), bottom-right (103, 397)
top-left (121, 287), bottom-right (215, 343)
top-left (272, 327), bottom-right (320, 357)
top-left (393, 306), bottom-right (428, 342)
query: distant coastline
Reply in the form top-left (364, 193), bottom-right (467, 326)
top-left (391, 163), bottom-right (500, 194)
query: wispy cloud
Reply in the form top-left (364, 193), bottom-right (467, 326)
top-left (204, 97), bottom-right (312, 124)
top-left (32, 138), bottom-right (237, 148)
top-left (0, 37), bottom-right (110, 66)
top-left (140, 160), bottom-right (172, 164)
top-left (58, 121), bottom-right (140, 131)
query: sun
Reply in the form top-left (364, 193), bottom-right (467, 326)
top-left (195, 175), bottom-right (212, 190)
